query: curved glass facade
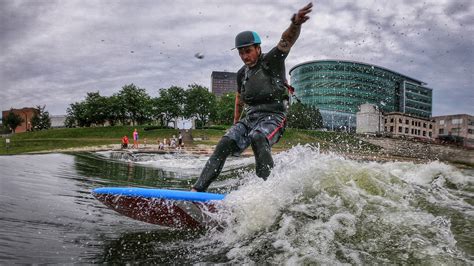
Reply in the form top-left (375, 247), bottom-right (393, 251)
top-left (289, 60), bottom-right (432, 131)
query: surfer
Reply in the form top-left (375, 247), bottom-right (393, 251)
top-left (192, 3), bottom-right (313, 192)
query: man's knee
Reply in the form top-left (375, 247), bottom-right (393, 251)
top-left (214, 136), bottom-right (238, 156)
top-left (250, 131), bottom-right (273, 179)
top-left (250, 131), bottom-right (268, 145)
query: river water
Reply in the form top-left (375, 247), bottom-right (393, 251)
top-left (0, 145), bottom-right (472, 264)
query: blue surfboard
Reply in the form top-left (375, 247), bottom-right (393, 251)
top-left (92, 187), bottom-right (225, 229)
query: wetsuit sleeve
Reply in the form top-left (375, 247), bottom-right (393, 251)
top-left (236, 66), bottom-right (245, 93)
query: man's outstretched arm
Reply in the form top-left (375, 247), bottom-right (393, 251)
top-left (277, 2), bottom-right (313, 53)
top-left (233, 92), bottom-right (244, 124)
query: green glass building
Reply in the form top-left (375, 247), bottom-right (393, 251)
top-left (289, 60), bottom-right (432, 131)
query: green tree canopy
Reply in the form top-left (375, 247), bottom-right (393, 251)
top-left (184, 84), bottom-right (217, 128)
top-left (154, 86), bottom-right (186, 127)
top-left (214, 92), bottom-right (235, 125)
top-left (4, 109), bottom-right (24, 133)
top-left (31, 105), bottom-right (51, 130)
top-left (287, 102), bottom-right (323, 130)
top-left (65, 101), bottom-right (88, 127)
top-left (65, 92), bottom-right (109, 127)
top-left (104, 95), bottom-right (123, 126)
top-left (116, 84), bottom-right (152, 125)
top-left (84, 92), bottom-right (109, 126)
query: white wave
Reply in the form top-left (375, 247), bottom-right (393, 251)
top-left (203, 145), bottom-right (473, 264)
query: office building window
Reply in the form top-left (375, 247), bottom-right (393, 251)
top-left (399, 127), bottom-right (402, 133)
top-left (405, 128), bottom-right (409, 133)
top-left (439, 120), bottom-right (444, 125)
top-left (439, 128), bottom-right (444, 134)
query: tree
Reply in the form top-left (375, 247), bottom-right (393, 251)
top-left (4, 109), bottom-right (24, 133)
top-left (184, 84), bottom-right (217, 128)
top-left (287, 102), bottom-right (323, 130)
top-left (65, 101), bottom-right (88, 127)
top-left (83, 92), bottom-right (109, 126)
top-left (104, 95), bottom-right (122, 126)
top-left (154, 86), bottom-right (186, 128)
top-left (214, 92), bottom-right (235, 125)
top-left (31, 105), bottom-right (51, 130)
top-left (116, 84), bottom-right (152, 125)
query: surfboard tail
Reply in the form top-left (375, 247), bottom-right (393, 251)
top-left (93, 191), bottom-right (220, 229)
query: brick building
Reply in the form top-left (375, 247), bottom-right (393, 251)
top-left (2, 107), bottom-right (38, 133)
top-left (432, 114), bottom-right (474, 148)
top-left (211, 71), bottom-right (237, 97)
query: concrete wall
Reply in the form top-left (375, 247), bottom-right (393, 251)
top-left (356, 103), bottom-right (383, 134)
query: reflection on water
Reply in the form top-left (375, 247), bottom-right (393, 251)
top-left (0, 148), bottom-right (473, 264)
top-left (74, 152), bottom-right (194, 188)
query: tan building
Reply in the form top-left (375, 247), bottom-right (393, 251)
top-left (384, 112), bottom-right (434, 139)
top-left (432, 114), bottom-right (474, 148)
top-left (2, 107), bottom-right (39, 133)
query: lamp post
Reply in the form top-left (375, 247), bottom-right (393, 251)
top-left (5, 138), bottom-right (10, 152)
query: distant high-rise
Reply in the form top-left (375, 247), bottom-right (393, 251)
top-left (211, 71), bottom-right (237, 97)
top-left (290, 60), bottom-right (433, 131)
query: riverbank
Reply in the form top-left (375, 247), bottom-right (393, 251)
top-left (0, 126), bottom-right (379, 155)
top-left (27, 138), bottom-right (474, 168)
top-left (2, 126), bottom-right (473, 167)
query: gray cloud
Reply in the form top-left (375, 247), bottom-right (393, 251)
top-left (0, 0), bottom-right (472, 116)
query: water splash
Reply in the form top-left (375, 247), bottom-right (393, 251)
top-left (201, 145), bottom-right (473, 264)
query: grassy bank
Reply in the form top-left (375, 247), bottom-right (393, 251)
top-left (0, 126), bottom-right (380, 155)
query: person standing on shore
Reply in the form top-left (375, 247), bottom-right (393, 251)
top-left (192, 3), bottom-right (313, 192)
top-left (132, 129), bottom-right (139, 149)
top-left (178, 132), bottom-right (183, 149)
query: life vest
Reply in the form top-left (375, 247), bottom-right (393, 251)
top-left (240, 54), bottom-right (289, 111)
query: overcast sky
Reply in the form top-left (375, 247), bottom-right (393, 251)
top-left (1, 0), bottom-right (472, 116)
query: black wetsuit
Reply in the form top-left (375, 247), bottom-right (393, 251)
top-left (192, 46), bottom-right (289, 192)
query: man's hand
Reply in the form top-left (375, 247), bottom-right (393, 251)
top-left (292, 2), bottom-right (313, 25)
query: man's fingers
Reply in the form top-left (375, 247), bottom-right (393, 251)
top-left (301, 2), bottom-right (313, 12)
top-left (298, 3), bottom-right (313, 17)
top-left (303, 2), bottom-right (313, 9)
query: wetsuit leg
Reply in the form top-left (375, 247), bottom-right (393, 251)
top-left (192, 136), bottom-right (238, 192)
top-left (250, 131), bottom-right (274, 180)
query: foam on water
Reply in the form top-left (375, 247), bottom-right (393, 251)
top-left (202, 145), bottom-right (473, 264)
top-left (96, 151), bottom-right (254, 176)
